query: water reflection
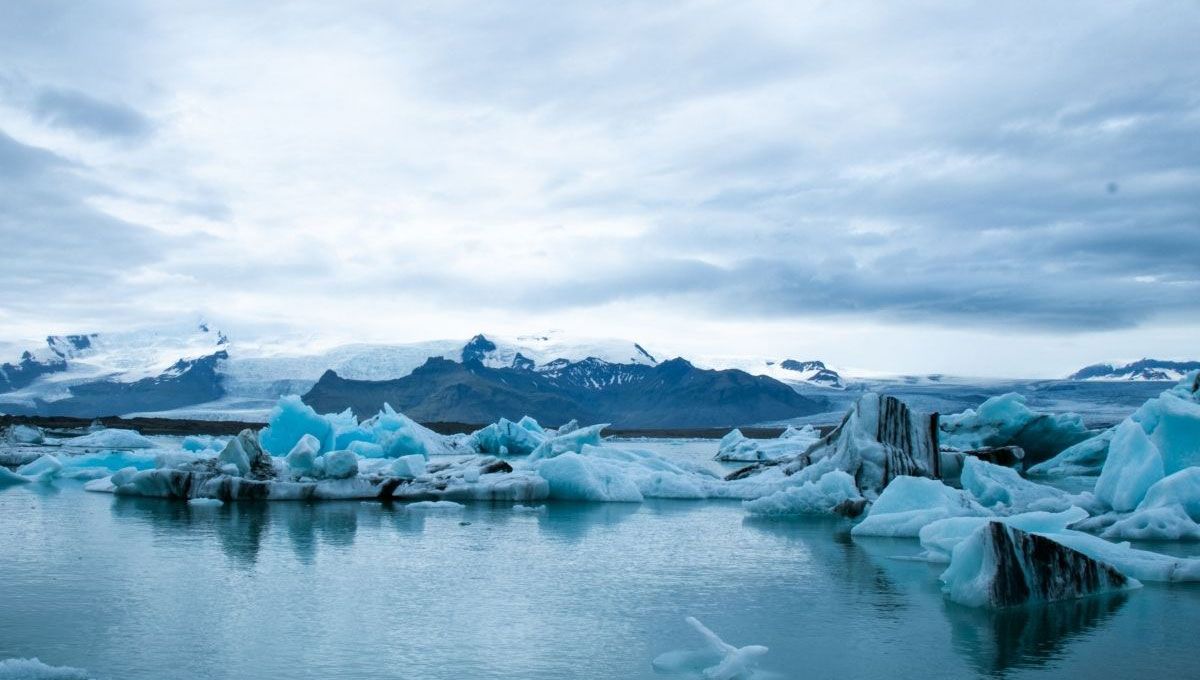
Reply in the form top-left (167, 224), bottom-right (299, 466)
top-left (851, 531), bottom-right (1128, 676)
top-left (944, 593), bottom-right (1128, 676)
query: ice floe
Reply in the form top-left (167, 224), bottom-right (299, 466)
top-left (939, 522), bottom-right (1138, 608)
top-left (651, 617), bottom-right (768, 680)
top-left (940, 392), bottom-right (1094, 465)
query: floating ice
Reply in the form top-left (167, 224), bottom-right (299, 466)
top-left (715, 425), bottom-right (819, 462)
top-left (15, 454), bottom-right (63, 482)
top-left (1094, 419), bottom-right (1164, 512)
top-left (742, 470), bottom-right (865, 516)
top-left (402, 500), bottom-right (465, 511)
top-left (322, 450), bottom-right (359, 479)
top-left (390, 454), bottom-right (427, 479)
top-left (731, 393), bottom-right (939, 499)
top-left (528, 423), bottom-right (608, 461)
top-left (1032, 371), bottom-right (1200, 477)
top-left (1136, 467), bottom-right (1200, 519)
top-left (851, 476), bottom-right (990, 537)
top-left (0, 657), bottom-right (92, 680)
top-left (941, 393), bottom-right (1093, 464)
top-left (1101, 505), bottom-right (1200, 541)
top-left (939, 522), bottom-right (1137, 608)
top-left (651, 617), bottom-right (768, 680)
top-left (187, 497), bottom-right (224, 507)
top-left (6, 424), bottom-right (45, 444)
top-left (181, 434), bottom-right (225, 452)
top-left (472, 417), bottom-right (547, 456)
top-left (259, 395), bottom-right (338, 455)
top-left (959, 456), bottom-right (1078, 513)
top-left (61, 428), bottom-right (156, 449)
top-left (918, 507), bottom-right (1090, 562)
top-left (285, 434), bottom-right (321, 474)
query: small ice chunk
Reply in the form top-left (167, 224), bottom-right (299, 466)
top-left (347, 440), bottom-right (385, 458)
top-left (110, 466), bottom-right (139, 486)
top-left (512, 504), bottom-right (546, 513)
top-left (62, 428), bottom-right (156, 449)
top-left (217, 437), bottom-right (252, 477)
top-left (390, 454), bottom-right (427, 479)
top-left (187, 498), bottom-right (225, 508)
top-left (16, 454), bottom-right (63, 481)
top-left (286, 433), bottom-right (321, 474)
top-left (918, 507), bottom-right (1090, 562)
top-left (651, 617), bottom-right (768, 680)
top-left (323, 450), bottom-right (359, 479)
top-left (403, 500), bottom-right (465, 511)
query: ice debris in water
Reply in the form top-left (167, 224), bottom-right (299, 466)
top-left (939, 522), bottom-right (1138, 608)
top-left (402, 500), bottom-right (465, 511)
top-left (940, 392), bottom-right (1093, 464)
top-left (0, 657), bottom-right (93, 680)
top-left (714, 425), bottom-right (819, 462)
top-left (187, 497), bottom-right (224, 507)
top-left (652, 617), bottom-right (768, 680)
top-left (1101, 505), bottom-right (1200, 541)
top-left (60, 428), bottom-right (156, 449)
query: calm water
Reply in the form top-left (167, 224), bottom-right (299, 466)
top-left (3, 445), bottom-right (1200, 679)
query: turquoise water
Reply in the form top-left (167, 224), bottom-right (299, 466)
top-left (3, 449), bottom-right (1200, 679)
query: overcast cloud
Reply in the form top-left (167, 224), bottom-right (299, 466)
top-left (0, 1), bottom-right (1197, 376)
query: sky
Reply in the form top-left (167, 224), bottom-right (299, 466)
top-left (0, 1), bottom-right (1197, 377)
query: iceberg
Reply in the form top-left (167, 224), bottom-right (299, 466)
top-left (918, 507), bottom-right (1090, 562)
top-left (1094, 419), bottom-right (1164, 512)
top-left (1101, 505), bottom-right (1200, 541)
top-left (959, 456), bottom-right (1078, 513)
top-left (6, 424), bottom-right (45, 444)
top-left (732, 393), bottom-right (939, 498)
top-left (851, 476), bottom-right (990, 537)
top-left (471, 417), bottom-right (547, 456)
top-left (742, 470), bottom-right (866, 516)
top-left (939, 522), bottom-right (1137, 608)
top-left (285, 434), bottom-right (321, 474)
top-left (390, 454), bottom-right (426, 479)
top-left (322, 450), bottom-right (359, 479)
top-left (16, 454), bottom-right (64, 481)
top-left (651, 617), bottom-right (768, 680)
top-left (1136, 467), bottom-right (1200, 519)
top-left (941, 393), bottom-right (1093, 464)
top-left (60, 428), bottom-right (156, 449)
top-left (527, 423), bottom-right (608, 461)
top-left (259, 395), bottom-right (464, 459)
top-left (1032, 371), bottom-right (1200, 477)
top-left (715, 425), bottom-right (819, 462)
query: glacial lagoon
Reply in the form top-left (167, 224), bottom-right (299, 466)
top-left (3, 440), bottom-right (1198, 680)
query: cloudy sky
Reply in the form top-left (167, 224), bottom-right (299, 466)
top-left (1, 1), bottom-right (1197, 376)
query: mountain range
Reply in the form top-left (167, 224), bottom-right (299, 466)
top-left (0, 325), bottom-right (836, 425)
top-left (1067, 359), bottom-right (1200, 382)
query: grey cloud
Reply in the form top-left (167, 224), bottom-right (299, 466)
top-left (32, 87), bottom-right (152, 141)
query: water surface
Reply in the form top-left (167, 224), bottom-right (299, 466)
top-left (2, 473), bottom-right (1198, 678)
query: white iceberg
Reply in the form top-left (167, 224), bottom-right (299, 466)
top-left (851, 476), bottom-right (990, 537)
top-left (959, 456), bottom-right (1079, 514)
top-left (715, 425), bottom-right (819, 462)
top-left (742, 470), bottom-right (865, 516)
top-left (60, 428), bottom-right (156, 449)
top-left (1101, 505), bottom-right (1200, 541)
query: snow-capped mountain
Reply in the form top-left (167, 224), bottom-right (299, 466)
top-left (1068, 359), bottom-right (1200, 382)
top-left (0, 321), bottom-right (851, 421)
top-left (694, 356), bottom-right (846, 389)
